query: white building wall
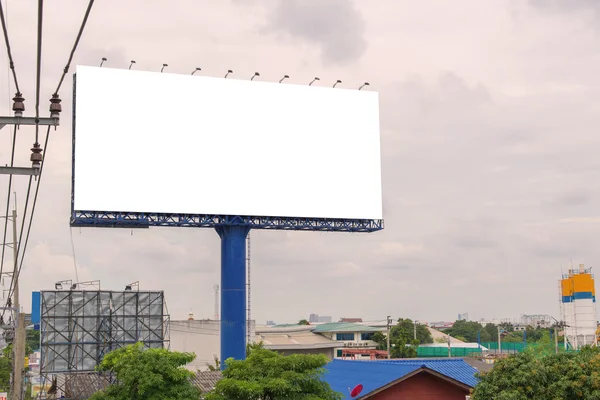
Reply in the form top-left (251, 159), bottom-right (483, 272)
top-left (330, 331), bottom-right (378, 358)
top-left (170, 320), bottom-right (256, 371)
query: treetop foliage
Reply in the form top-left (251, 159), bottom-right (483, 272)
top-left (205, 348), bottom-right (342, 400)
top-left (89, 343), bottom-right (200, 400)
top-left (472, 346), bottom-right (600, 400)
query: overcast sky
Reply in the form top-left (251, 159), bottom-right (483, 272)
top-left (1, 0), bottom-right (599, 325)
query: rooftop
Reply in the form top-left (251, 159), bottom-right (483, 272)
top-left (255, 328), bottom-right (339, 350)
top-left (323, 358), bottom-right (478, 399)
top-left (312, 322), bottom-right (384, 333)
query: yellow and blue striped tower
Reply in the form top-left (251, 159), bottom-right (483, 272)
top-left (560, 264), bottom-right (597, 349)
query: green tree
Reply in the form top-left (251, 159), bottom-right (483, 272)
top-left (298, 319), bottom-right (310, 325)
top-left (484, 323), bottom-right (498, 342)
top-left (89, 343), bottom-right (200, 400)
top-left (472, 346), bottom-right (600, 399)
top-left (0, 356), bottom-right (10, 392)
top-left (25, 329), bottom-right (40, 352)
top-left (372, 319), bottom-right (433, 358)
top-left (445, 320), bottom-right (487, 342)
top-left (205, 348), bottom-right (342, 400)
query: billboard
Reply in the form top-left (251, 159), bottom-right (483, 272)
top-left (40, 290), bottom-right (167, 373)
top-left (73, 65), bottom-right (382, 221)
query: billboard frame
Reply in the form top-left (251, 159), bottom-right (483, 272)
top-left (69, 70), bottom-right (384, 368)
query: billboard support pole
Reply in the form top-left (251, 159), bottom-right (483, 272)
top-left (216, 225), bottom-right (250, 368)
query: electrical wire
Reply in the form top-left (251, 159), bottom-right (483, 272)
top-left (0, 0), bottom-right (19, 93)
top-left (34, 0), bottom-right (43, 144)
top-left (0, 124), bottom-right (17, 279)
top-left (1, 127), bottom-right (49, 321)
top-left (69, 227), bottom-right (80, 283)
top-left (3, 0), bottom-right (96, 318)
top-left (53, 0), bottom-right (95, 96)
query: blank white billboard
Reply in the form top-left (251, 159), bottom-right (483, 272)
top-left (73, 65), bottom-right (382, 220)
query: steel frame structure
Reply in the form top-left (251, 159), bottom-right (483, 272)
top-left (70, 72), bottom-right (384, 369)
top-left (38, 290), bottom-right (169, 399)
top-left (70, 211), bottom-right (384, 232)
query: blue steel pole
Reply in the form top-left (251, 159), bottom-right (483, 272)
top-left (216, 225), bottom-right (250, 369)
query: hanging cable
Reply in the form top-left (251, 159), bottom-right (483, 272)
top-left (0, 0), bottom-right (20, 93)
top-left (3, 0), bottom-right (95, 318)
top-left (0, 125), bottom-right (17, 280)
top-left (53, 0), bottom-right (94, 96)
top-left (2, 126), bottom-right (49, 320)
top-left (33, 0), bottom-right (43, 144)
top-left (69, 227), bottom-right (80, 283)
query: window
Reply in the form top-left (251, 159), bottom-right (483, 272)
top-left (361, 333), bottom-right (374, 341)
top-left (336, 333), bottom-right (355, 341)
top-left (336, 349), bottom-right (344, 357)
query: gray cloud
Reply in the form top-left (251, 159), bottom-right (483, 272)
top-left (1, 0), bottom-right (600, 325)
top-left (528, 0), bottom-right (600, 12)
top-left (259, 0), bottom-right (367, 65)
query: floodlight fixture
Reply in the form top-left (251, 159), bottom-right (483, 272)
top-left (100, 58), bottom-right (107, 67)
top-left (251, 72), bottom-right (260, 81)
top-left (358, 82), bottom-right (370, 90)
top-left (161, 63), bottom-right (168, 73)
top-left (129, 60), bottom-right (136, 70)
top-left (225, 69), bottom-right (233, 79)
top-left (333, 80), bottom-right (342, 88)
top-left (309, 77), bottom-right (320, 86)
top-left (55, 279), bottom-right (73, 290)
top-left (125, 281), bottom-right (140, 291)
top-left (70, 284), bottom-right (77, 290)
top-left (279, 75), bottom-right (289, 83)
top-left (191, 67), bottom-right (202, 75)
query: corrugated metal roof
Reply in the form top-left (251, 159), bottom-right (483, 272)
top-left (323, 358), bottom-right (478, 399)
top-left (190, 370), bottom-right (223, 393)
top-left (312, 322), bottom-right (384, 333)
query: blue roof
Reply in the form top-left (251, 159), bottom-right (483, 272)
top-left (323, 359), bottom-right (478, 399)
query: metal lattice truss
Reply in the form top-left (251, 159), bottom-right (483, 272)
top-left (70, 212), bottom-right (384, 233)
top-left (40, 290), bottom-right (169, 374)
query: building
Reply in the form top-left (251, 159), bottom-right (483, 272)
top-left (519, 314), bottom-right (553, 328)
top-left (340, 317), bottom-right (363, 323)
top-left (170, 319), bottom-right (256, 371)
top-left (323, 359), bottom-right (478, 399)
top-left (457, 313), bottom-right (469, 321)
top-left (309, 313), bottom-right (333, 323)
top-left (429, 321), bottom-right (454, 330)
top-left (560, 264), bottom-right (598, 349)
top-left (255, 324), bottom-right (339, 359)
top-left (312, 322), bottom-right (383, 359)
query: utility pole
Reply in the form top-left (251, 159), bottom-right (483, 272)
top-left (10, 208), bottom-right (24, 400)
top-left (386, 316), bottom-right (392, 359)
top-left (447, 335), bottom-right (451, 358)
top-left (497, 326), bottom-right (501, 355)
top-left (413, 320), bottom-right (417, 340)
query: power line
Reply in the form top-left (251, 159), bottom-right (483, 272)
top-left (53, 0), bottom-right (95, 96)
top-left (4, 127), bottom-right (49, 314)
top-left (0, 0), bottom-right (20, 93)
top-left (69, 227), bottom-right (79, 283)
top-left (3, 0), bottom-right (96, 315)
top-left (34, 0), bottom-right (43, 144)
top-left (0, 124), bottom-right (17, 279)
